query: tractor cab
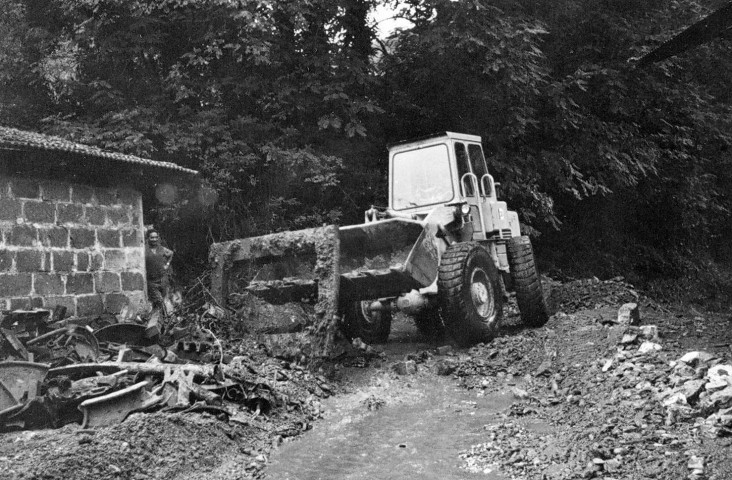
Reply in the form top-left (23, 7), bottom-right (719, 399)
top-left (387, 132), bottom-right (520, 247)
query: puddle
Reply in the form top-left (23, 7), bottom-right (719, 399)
top-left (266, 374), bottom-right (513, 480)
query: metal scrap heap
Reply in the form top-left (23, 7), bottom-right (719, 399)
top-left (0, 306), bottom-right (332, 433)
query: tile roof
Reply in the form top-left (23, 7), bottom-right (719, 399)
top-left (0, 126), bottom-right (198, 175)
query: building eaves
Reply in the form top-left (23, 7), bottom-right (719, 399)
top-left (0, 126), bottom-right (198, 175)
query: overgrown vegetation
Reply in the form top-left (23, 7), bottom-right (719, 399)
top-left (1, 0), bottom-right (730, 304)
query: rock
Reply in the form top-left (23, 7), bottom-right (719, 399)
top-left (687, 455), bottom-right (704, 471)
top-left (620, 333), bottom-right (638, 345)
top-left (700, 385), bottom-right (732, 412)
top-left (602, 359), bottom-right (614, 372)
top-left (511, 387), bottom-right (529, 399)
top-left (679, 351), bottom-right (715, 367)
top-left (434, 359), bottom-right (457, 376)
top-left (534, 359), bottom-right (553, 377)
top-left (705, 365), bottom-right (732, 392)
top-left (680, 380), bottom-right (706, 404)
top-left (618, 303), bottom-right (640, 326)
top-left (392, 360), bottom-right (417, 375)
top-left (663, 392), bottom-right (688, 408)
top-left (435, 345), bottom-right (453, 356)
top-left (638, 342), bottom-right (662, 354)
top-left (604, 458), bottom-right (621, 473)
top-left (639, 325), bottom-right (660, 342)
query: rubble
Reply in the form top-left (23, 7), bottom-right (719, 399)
top-left (618, 302), bottom-right (641, 325)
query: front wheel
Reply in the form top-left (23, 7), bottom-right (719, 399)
top-left (507, 236), bottom-right (549, 327)
top-left (438, 242), bottom-right (503, 347)
top-left (341, 300), bottom-right (392, 344)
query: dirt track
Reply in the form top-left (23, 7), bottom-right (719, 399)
top-left (3, 278), bottom-right (732, 479)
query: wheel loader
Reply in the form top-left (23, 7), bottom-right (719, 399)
top-left (210, 132), bottom-right (548, 355)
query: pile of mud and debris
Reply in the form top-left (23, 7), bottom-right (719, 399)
top-left (0, 302), bottom-right (337, 479)
top-left (438, 277), bottom-right (732, 480)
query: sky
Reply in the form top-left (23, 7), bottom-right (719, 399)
top-left (370, 3), bottom-right (413, 39)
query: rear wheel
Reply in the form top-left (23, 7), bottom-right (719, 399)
top-left (342, 300), bottom-right (392, 344)
top-left (507, 236), bottom-right (549, 327)
top-left (438, 242), bottom-right (503, 347)
top-left (413, 307), bottom-right (445, 342)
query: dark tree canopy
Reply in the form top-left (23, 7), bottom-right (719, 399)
top-left (1, 0), bottom-right (730, 296)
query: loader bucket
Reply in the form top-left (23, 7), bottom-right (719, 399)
top-left (209, 225), bottom-right (341, 359)
top-left (338, 218), bottom-right (440, 302)
top-left (209, 219), bottom-right (441, 359)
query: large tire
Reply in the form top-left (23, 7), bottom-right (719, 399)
top-left (438, 242), bottom-right (503, 347)
top-left (507, 236), bottom-right (549, 327)
top-left (342, 300), bottom-right (392, 344)
top-left (413, 307), bottom-right (445, 342)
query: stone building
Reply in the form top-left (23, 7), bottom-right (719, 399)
top-left (0, 127), bottom-right (198, 317)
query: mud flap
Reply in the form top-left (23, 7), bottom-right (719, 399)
top-left (210, 225), bottom-right (342, 360)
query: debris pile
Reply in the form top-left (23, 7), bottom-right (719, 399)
top-left (657, 352), bottom-right (732, 437)
top-left (456, 280), bottom-right (723, 479)
top-left (0, 306), bottom-right (334, 438)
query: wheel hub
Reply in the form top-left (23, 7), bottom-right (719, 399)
top-left (470, 268), bottom-right (493, 318)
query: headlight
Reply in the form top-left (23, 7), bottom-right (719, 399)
top-left (454, 203), bottom-right (471, 220)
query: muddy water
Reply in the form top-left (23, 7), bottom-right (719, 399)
top-left (266, 371), bottom-right (513, 480)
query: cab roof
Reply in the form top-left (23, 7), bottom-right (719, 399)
top-left (387, 132), bottom-right (482, 152)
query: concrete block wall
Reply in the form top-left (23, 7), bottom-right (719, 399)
top-left (0, 174), bottom-right (146, 317)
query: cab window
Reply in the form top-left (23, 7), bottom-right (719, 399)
top-left (391, 144), bottom-right (453, 210)
top-left (468, 144), bottom-right (488, 179)
top-left (455, 142), bottom-right (475, 196)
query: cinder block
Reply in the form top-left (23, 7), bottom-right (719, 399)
top-left (9, 224), bottom-right (37, 246)
top-left (66, 272), bottom-right (93, 294)
top-left (107, 208), bottom-right (130, 226)
top-left (16, 250), bottom-right (44, 272)
top-left (71, 185), bottom-right (94, 204)
top-left (131, 209), bottom-right (141, 225)
top-left (104, 293), bottom-right (129, 314)
top-left (0, 198), bottom-right (21, 221)
top-left (11, 178), bottom-right (39, 199)
top-left (95, 271), bottom-right (121, 293)
top-left (41, 182), bottom-right (70, 202)
top-left (43, 295), bottom-right (76, 315)
top-left (58, 204), bottom-right (84, 224)
top-left (77, 252), bottom-right (89, 271)
top-left (85, 206), bottom-right (105, 226)
top-left (90, 251), bottom-right (104, 271)
top-left (53, 251), bottom-right (75, 272)
top-left (95, 188), bottom-right (118, 206)
top-left (126, 248), bottom-right (144, 270)
top-left (70, 228), bottom-right (95, 248)
top-left (104, 249), bottom-right (126, 270)
top-left (9, 296), bottom-right (42, 310)
top-left (0, 250), bottom-right (13, 271)
top-left (9, 297), bottom-right (31, 310)
top-left (77, 294), bottom-right (104, 316)
top-left (24, 201), bottom-right (56, 224)
top-left (34, 273), bottom-right (65, 295)
top-left (97, 229), bottom-right (120, 248)
top-left (0, 273), bottom-right (32, 296)
top-left (122, 229), bottom-right (143, 247)
top-left (121, 271), bottom-right (145, 291)
top-left (40, 227), bottom-right (68, 248)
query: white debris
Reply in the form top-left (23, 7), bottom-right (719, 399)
top-left (638, 341), bottom-right (662, 354)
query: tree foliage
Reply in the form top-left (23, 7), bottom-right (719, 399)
top-left (1, 0), bottom-right (731, 288)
